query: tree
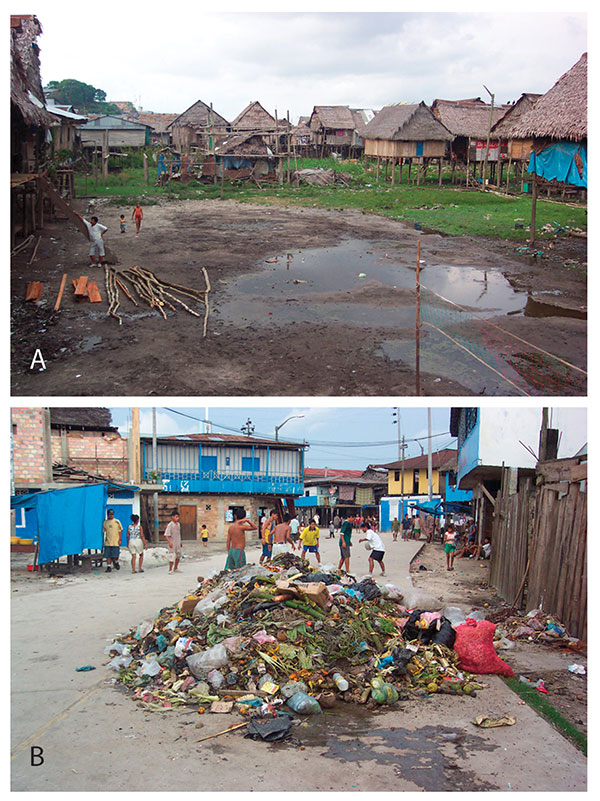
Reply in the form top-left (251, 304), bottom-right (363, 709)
top-left (43, 79), bottom-right (109, 112)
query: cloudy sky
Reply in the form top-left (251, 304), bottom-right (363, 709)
top-left (35, 5), bottom-right (587, 123)
top-left (109, 406), bottom-right (456, 469)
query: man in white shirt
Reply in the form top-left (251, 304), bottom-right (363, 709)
top-left (78, 213), bottom-right (108, 267)
top-left (358, 522), bottom-right (386, 577)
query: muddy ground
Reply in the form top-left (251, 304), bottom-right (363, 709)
top-left (410, 542), bottom-right (587, 740)
top-left (11, 198), bottom-right (587, 396)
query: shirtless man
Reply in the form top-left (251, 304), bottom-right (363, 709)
top-left (224, 509), bottom-right (257, 570)
top-left (271, 514), bottom-right (296, 560)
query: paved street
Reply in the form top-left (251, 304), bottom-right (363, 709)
top-left (11, 534), bottom-right (587, 791)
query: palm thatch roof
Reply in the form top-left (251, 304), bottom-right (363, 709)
top-left (506, 53), bottom-right (587, 141)
top-left (231, 101), bottom-right (277, 131)
top-left (10, 15), bottom-right (55, 126)
top-left (214, 132), bottom-right (273, 157)
top-left (168, 99), bottom-right (229, 130)
top-left (491, 93), bottom-right (542, 138)
top-left (310, 105), bottom-right (356, 130)
top-left (363, 102), bottom-right (453, 142)
top-left (431, 99), bottom-right (510, 139)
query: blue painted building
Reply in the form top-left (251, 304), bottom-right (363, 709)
top-left (141, 433), bottom-right (307, 541)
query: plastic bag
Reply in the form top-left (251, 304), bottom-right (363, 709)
top-left (107, 654), bottom-right (132, 670)
top-left (286, 691), bottom-right (322, 715)
top-left (206, 669), bottom-right (225, 689)
top-left (253, 630), bottom-right (277, 644)
top-left (371, 682), bottom-right (399, 705)
top-left (186, 644), bottom-right (228, 677)
top-left (453, 620), bottom-right (514, 676)
top-left (174, 637), bottom-right (194, 658)
top-left (104, 641), bottom-right (130, 655)
top-left (136, 656), bottom-right (161, 677)
top-left (443, 606), bottom-right (466, 626)
top-left (380, 584), bottom-right (404, 602)
top-left (135, 620), bottom-right (153, 639)
top-left (280, 681), bottom-right (308, 699)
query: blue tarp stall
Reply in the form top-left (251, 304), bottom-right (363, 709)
top-left (408, 498), bottom-right (472, 517)
top-left (11, 484), bottom-right (108, 565)
top-left (527, 141), bottom-right (587, 188)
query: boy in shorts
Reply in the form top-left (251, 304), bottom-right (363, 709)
top-left (443, 525), bottom-right (457, 571)
top-left (300, 519), bottom-right (321, 565)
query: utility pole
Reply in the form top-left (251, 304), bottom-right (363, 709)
top-left (482, 84), bottom-right (495, 189)
top-left (130, 408), bottom-right (141, 485)
top-left (152, 407), bottom-right (159, 543)
top-left (427, 408), bottom-right (433, 501)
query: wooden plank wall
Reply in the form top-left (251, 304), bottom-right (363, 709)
top-left (490, 463), bottom-right (587, 640)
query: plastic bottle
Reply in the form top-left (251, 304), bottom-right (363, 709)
top-left (333, 672), bottom-right (349, 691)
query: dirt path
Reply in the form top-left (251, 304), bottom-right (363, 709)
top-left (11, 199), bottom-right (586, 396)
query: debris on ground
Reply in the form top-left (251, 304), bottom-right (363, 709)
top-left (472, 714), bottom-right (516, 728)
top-left (291, 168), bottom-right (352, 187)
top-left (487, 607), bottom-right (586, 652)
top-left (106, 555), bottom-right (487, 730)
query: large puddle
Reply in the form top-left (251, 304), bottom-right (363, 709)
top-left (218, 238), bottom-right (528, 329)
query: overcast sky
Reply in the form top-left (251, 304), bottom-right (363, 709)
top-left (109, 406), bottom-right (456, 469)
top-left (35, 5), bottom-right (587, 123)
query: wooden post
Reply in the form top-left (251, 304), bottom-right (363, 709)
top-left (143, 152), bottom-right (149, 185)
top-left (415, 238), bottom-right (421, 397)
top-left (102, 131), bottom-right (109, 185)
top-left (466, 138), bottom-right (471, 187)
top-left (391, 157), bottom-right (396, 187)
top-left (376, 156), bottom-right (380, 184)
top-left (506, 155), bottom-right (512, 194)
top-left (438, 157), bottom-right (442, 186)
top-left (529, 175), bottom-right (538, 246)
top-left (398, 157), bottom-right (402, 184)
top-left (287, 110), bottom-right (291, 184)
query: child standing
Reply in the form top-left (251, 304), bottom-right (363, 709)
top-left (132, 202), bottom-right (143, 235)
top-left (120, 214), bottom-right (126, 233)
top-left (200, 523), bottom-right (209, 547)
top-left (443, 525), bottom-right (457, 571)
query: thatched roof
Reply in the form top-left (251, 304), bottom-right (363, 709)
top-left (231, 101), bottom-right (278, 131)
top-left (431, 98), bottom-right (510, 139)
top-left (214, 132), bottom-right (273, 157)
top-left (10, 15), bottom-right (55, 127)
top-left (310, 105), bottom-right (356, 130)
top-left (169, 99), bottom-right (229, 130)
top-left (132, 112), bottom-right (178, 134)
top-left (491, 93), bottom-right (542, 138)
top-left (50, 408), bottom-right (117, 431)
top-left (506, 53), bottom-right (587, 141)
top-left (363, 102), bottom-right (453, 142)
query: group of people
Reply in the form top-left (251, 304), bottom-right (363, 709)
top-left (77, 202), bottom-right (144, 269)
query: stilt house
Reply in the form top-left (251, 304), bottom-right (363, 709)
top-left (168, 100), bottom-right (230, 153)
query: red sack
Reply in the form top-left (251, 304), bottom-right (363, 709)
top-left (453, 619), bottom-right (514, 677)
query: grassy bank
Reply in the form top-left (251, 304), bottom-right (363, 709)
top-left (74, 159), bottom-right (587, 242)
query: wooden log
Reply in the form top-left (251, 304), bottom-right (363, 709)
top-left (27, 235), bottom-right (42, 265)
top-left (74, 276), bottom-right (89, 297)
top-left (54, 273), bottom-right (67, 311)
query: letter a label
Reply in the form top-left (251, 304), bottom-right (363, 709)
top-left (30, 349), bottom-right (46, 370)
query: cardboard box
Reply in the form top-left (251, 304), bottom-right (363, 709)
top-left (298, 582), bottom-right (329, 609)
top-left (177, 596), bottom-right (199, 615)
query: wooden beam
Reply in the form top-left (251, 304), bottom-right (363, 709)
top-left (54, 273), bottom-right (67, 311)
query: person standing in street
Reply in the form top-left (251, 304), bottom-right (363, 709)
top-left (200, 523), bottom-right (209, 547)
top-left (164, 509), bottom-right (182, 573)
top-left (402, 514), bottom-right (411, 541)
top-left (260, 509), bottom-right (277, 564)
top-left (391, 516), bottom-right (400, 542)
top-left (126, 513), bottom-right (147, 573)
top-left (358, 522), bottom-right (387, 577)
top-left (300, 519), bottom-right (321, 565)
top-left (271, 514), bottom-right (296, 559)
top-left (289, 514), bottom-right (300, 543)
top-left (333, 512), bottom-right (341, 536)
top-left (413, 515), bottom-right (421, 540)
top-left (102, 508), bottom-right (122, 573)
top-left (338, 513), bottom-right (353, 572)
top-left (225, 509), bottom-right (257, 570)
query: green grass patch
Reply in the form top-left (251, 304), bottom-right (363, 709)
top-left (503, 676), bottom-right (587, 755)
top-left (74, 162), bottom-right (587, 243)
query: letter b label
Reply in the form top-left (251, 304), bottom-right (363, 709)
top-left (31, 746), bottom-right (44, 766)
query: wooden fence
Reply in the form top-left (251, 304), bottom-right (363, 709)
top-left (490, 457), bottom-right (587, 640)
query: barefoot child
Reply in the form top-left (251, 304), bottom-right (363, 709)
top-left (359, 522), bottom-right (387, 577)
top-left (444, 525), bottom-right (457, 571)
top-left (127, 514), bottom-right (147, 573)
top-left (132, 202), bottom-right (143, 234)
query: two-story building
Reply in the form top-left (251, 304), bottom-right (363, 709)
top-left (141, 433), bottom-right (307, 541)
top-left (295, 467), bottom-right (387, 526)
top-left (375, 449), bottom-right (472, 531)
top-left (450, 407), bottom-right (587, 540)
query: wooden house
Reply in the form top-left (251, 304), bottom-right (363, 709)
top-left (362, 102), bottom-right (453, 184)
top-left (308, 105), bottom-right (358, 156)
top-left (79, 115), bottom-right (152, 149)
top-left (290, 116), bottom-right (315, 155)
top-left (131, 112), bottom-right (178, 146)
top-left (10, 15), bottom-right (57, 244)
top-left (431, 97), bottom-right (510, 183)
top-left (168, 100), bottom-right (230, 153)
top-left (230, 101), bottom-right (289, 151)
top-left (202, 132), bottom-right (276, 182)
top-left (45, 99), bottom-right (88, 153)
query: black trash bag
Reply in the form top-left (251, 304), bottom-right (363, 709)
top-left (299, 573), bottom-right (338, 586)
top-left (431, 619), bottom-right (456, 649)
top-left (402, 610), bottom-right (429, 641)
top-left (245, 716), bottom-right (292, 742)
top-left (390, 646), bottom-right (417, 675)
top-left (350, 578), bottom-right (382, 601)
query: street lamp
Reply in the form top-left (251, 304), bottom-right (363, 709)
top-left (275, 414), bottom-right (304, 440)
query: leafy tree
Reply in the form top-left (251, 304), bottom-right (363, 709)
top-left (43, 79), bottom-right (116, 113)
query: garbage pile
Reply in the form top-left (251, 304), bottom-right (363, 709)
top-left (487, 607), bottom-right (586, 652)
top-left (106, 555), bottom-right (484, 720)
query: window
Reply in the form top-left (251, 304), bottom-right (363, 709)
top-left (201, 456), bottom-right (217, 472)
top-left (242, 457), bottom-right (260, 472)
top-left (394, 471), bottom-right (400, 482)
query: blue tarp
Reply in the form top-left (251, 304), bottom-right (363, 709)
top-left (11, 484), bottom-right (108, 564)
top-left (527, 142), bottom-right (587, 188)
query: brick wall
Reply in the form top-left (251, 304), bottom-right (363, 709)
top-left (51, 429), bottom-right (128, 481)
top-left (12, 408), bottom-right (49, 485)
top-left (149, 493), bottom-right (271, 542)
